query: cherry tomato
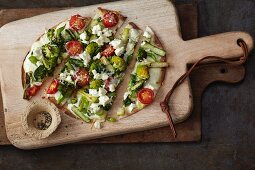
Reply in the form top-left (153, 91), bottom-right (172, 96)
top-left (102, 12), bottom-right (119, 28)
top-left (104, 77), bottom-right (112, 91)
top-left (101, 45), bottom-right (115, 57)
top-left (26, 85), bottom-right (40, 97)
top-left (47, 79), bottom-right (60, 94)
top-left (137, 88), bottom-right (154, 105)
top-left (69, 14), bottom-right (86, 31)
top-left (73, 68), bottom-right (90, 87)
top-left (65, 41), bottom-right (83, 56)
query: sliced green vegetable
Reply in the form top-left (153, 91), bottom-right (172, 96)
top-left (65, 62), bottom-right (75, 71)
top-left (89, 60), bottom-right (105, 73)
top-left (124, 97), bottom-right (132, 107)
top-left (89, 79), bottom-right (103, 89)
top-left (71, 97), bottom-right (77, 104)
top-left (136, 48), bottom-right (147, 61)
top-left (130, 81), bottom-right (144, 91)
top-left (29, 56), bottom-right (39, 65)
top-left (106, 117), bottom-right (117, 122)
top-left (148, 62), bottom-right (169, 68)
top-left (141, 42), bottom-right (166, 56)
top-left (85, 42), bottom-right (98, 56)
top-left (77, 90), bottom-right (98, 103)
top-left (95, 109), bottom-right (106, 116)
top-left (68, 58), bottom-right (84, 68)
top-left (121, 28), bottom-right (130, 44)
top-left (71, 105), bottom-right (91, 123)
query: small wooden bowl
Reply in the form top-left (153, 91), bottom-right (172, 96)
top-left (22, 100), bottom-right (61, 139)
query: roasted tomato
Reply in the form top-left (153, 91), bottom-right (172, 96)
top-left (26, 85), bottom-right (40, 97)
top-left (101, 45), bottom-right (115, 57)
top-left (65, 40), bottom-right (83, 56)
top-left (73, 68), bottom-right (90, 87)
top-left (102, 12), bottom-right (119, 28)
top-left (47, 79), bottom-right (60, 94)
top-left (104, 77), bottom-right (112, 91)
top-left (137, 88), bottom-right (154, 105)
top-left (69, 14), bottom-right (86, 31)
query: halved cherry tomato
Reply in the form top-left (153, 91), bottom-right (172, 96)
top-left (101, 45), bottom-right (115, 57)
top-left (26, 85), bottom-right (40, 97)
top-left (137, 88), bottom-right (154, 105)
top-left (47, 79), bottom-right (60, 94)
top-left (104, 77), bottom-right (112, 91)
top-left (65, 41), bottom-right (83, 56)
top-left (102, 12), bottom-right (119, 28)
top-left (73, 68), bottom-right (90, 87)
top-left (69, 14), bottom-right (86, 31)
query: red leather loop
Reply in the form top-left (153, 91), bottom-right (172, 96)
top-left (160, 39), bottom-right (249, 138)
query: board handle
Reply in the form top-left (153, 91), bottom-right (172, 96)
top-left (184, 31), bottom-right (253, 64)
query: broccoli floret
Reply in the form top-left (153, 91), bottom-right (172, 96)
top-left (33, 65), bottom-right (47, 82)
top-left (137, 48), bottom-right (147, 61)
top-left (42, 44), bottom-right (60, 59)
top-left (89, 60), bottom-right (105, 73)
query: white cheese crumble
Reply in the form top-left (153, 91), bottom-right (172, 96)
top-left (92, 25), bottom-right (102, 36)
top-left (110, 39), bottom-right (123, 49)
top-left (92, 70), bottom-right (109, 80)
top-left (89, 103), bottom-right (101, 113)
top-left (108, 84), bottom-right (116, 92)
top-left (115, 46), bottom-right (125, 56)
top-left (99, 95), bottom-right (110, 106)
top-left (79, 51), bottom-right (91, 67)
top-left (98, 88), bottom-right (107, 96)
top-left (123, 92), bottom-right (130, 100)
top-left (93, 52), bottom-right (101, 60)
top-left (79, 32), bottom-right (89, 44)
top-left (89, 89), bottom-right (99, 97)
top-left (94, 121), bottom-right (101, 129)
top-left (127, 103), bottom-right (136, 112)
top-left (92, 35), bottom-right (110, 46)
top-left (130, 28), bottom-right (140, 42)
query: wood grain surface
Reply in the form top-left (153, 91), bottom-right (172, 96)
top-left (0, 4), bottom-right (199, 145)
top-left (0, 0), bottom-right (252, 149)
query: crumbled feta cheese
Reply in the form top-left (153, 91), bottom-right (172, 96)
top-left (127, 103), bottom-right (136, 112)
top-left (92, 35), bottom-right (110, 46)
top-left (33, 82), bottom-right (43, 86)
top-left (98, 88), bottom-right (107, 96)
top-left (65, 75), bottom-right (73, 83)
top-left (110, 39), bottom-right (122, 49)
top-left (108, 84), bottom-right (116, 92)
top-left (99, 95), bottom-right (110, 106)
top-left (125, 41), bottom-right (135, 57)
top-left (145, 26), bottom-right (154, 36)
top-left (93, 52), bottom-right (101, 60)
top-left (79, 51), bottom-right (91, 67)
top-left (94, 121), bottom-right (101, 129)
top-left (92, 25), bottom-right (102, 36)
top-left (59, 72), bottom-right (67, 80)
top-left (89, 89), bottom-right (99, 97)
top-left (123, 92), bottom-right (130, 100)
top-left (102, 28), bottom-right (113, 37)
top-left (92, 70), bottom-right (109, 80)
top-left (89, 103), bottom-right (101, 113)
top-left (143, 31), bottom-right (151, 39)
top-left (130, 28), bottom-right (140, 42)
top-left (141, 41), bottom-right (146, 46)
top-left (79, 32), bottom-right (89, 44)
top-left (115, 47), bottom-right (125, 56)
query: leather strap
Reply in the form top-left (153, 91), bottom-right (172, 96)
top-left (160, 39), bottom-right (249, 138)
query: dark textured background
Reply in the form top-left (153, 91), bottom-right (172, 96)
top-left (0, 0), bottom-right (255, 169)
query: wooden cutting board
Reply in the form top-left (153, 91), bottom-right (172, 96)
top-left (0, 0), bottom-right (253, 149)
top-left (0, 4), bottom-right (200, 145)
